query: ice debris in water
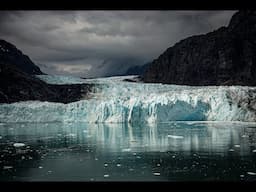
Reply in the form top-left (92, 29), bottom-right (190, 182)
top-left (252, 150), bottom-right (256, 153)
top-left (104, 174), bottom-right (109, 178)
top-left (234, 145), bottom-right (240, 148)
top-left (116, 164), bottom-right (121, 167)
top-left (122, 148), bottom-right (131, 152)
top-left (2, 75), bottom-right (256, 123)
top-left (167, 135), bottom-right (184, 139)
top-left (247, 172), bottom-right (256, 176)
top-left (229, 149), bottom-right (235, 152)
top-left (153, 172), bottom-right (161, 176)
top-left (13, 143), bottom-right (25, 147)
top-left (3, 166), bottom-right (13, 170)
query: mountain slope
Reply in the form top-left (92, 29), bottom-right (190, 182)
top-left (142, 11), bottom-right (256, 86)
top-left (123, 63), bottom-right (150, 76)
top-left (0, 39), bottom-right (43, 75)
top-left (0, 40), bottom-right (92, 104)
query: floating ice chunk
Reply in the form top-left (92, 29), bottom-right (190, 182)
top-left (229, 149), bottom-right (235, 152)
top-left (104, 174), bottom-right (109, 178)
top-left (242, 135), bottom-right (249, 138)
top-left (252, 150), bottom-right (256, 153)
top-left (122, 148), bottom-right (131, 152)
top-left (153, 172), bottom-right (161, 176)
top-left (234, 145), bottom-right (240, 148)
top-left (116, 164), bottom-right (121, 167)
top-left (39, 166), bottom-right (43, 169)
top-left (247, 172), bottom-right (256, 176)
top-left (104, 163), bottom-right (108, 167)
top-left (0, 136), bottom-right (2, 139)
top-left (13, 143), bottom-right (25, 147)
top-left (157, 164), bottom-right (161, 167)
top-left (3, 166), bottom-right (13, 170)
top-left (83, 130), bottom-right (88, 133)
top-left (167, 135), bottom-right (184, 139)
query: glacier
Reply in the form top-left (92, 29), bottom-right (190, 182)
top-left (0, 75), bottom-right (256, 123)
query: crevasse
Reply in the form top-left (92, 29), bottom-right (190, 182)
top-left (0, 75), bottom-right (255, 123)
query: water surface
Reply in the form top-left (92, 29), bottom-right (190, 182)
top-left (0, 122), bottom-right (256, 181)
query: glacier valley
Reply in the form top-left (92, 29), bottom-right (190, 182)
top-left (0, 75), bottom-right (256, 123)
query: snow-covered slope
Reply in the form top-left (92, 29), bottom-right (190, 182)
top-left (0, 75), bottom-right (256, 123)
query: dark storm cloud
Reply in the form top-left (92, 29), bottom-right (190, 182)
top-left (0, 10), bottom-right (236, 77)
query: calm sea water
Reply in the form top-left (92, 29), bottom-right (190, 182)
top-left (0, 121), bottom-right (256, 181)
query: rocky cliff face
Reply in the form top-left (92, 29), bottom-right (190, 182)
top-left (142, 11), bottom-right (256, 86)
top-left (0, 39), bottom-right (43, 75)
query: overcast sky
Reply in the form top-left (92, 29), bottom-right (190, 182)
top-left (0, 11), bottom-right (236, 77)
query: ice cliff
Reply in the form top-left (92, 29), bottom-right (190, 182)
top-left (0, 75), bottom-right (256, 123)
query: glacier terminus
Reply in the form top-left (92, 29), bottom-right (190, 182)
top-left (0, 75), bottom-right (255, 123)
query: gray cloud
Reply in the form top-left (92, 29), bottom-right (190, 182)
top-left (0, 10), bottom-right (236, 77)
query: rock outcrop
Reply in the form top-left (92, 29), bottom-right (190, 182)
top-left (142, 11), bottom-right (256, 86)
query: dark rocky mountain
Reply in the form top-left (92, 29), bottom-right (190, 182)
top-left (142, 11), bottom-right (256, 86)
top-left (124, 63), bottom-right (150, 76)
top-left (0, 61), bottom-right (92, 104)
top-left (0, 39), bottom-right (43, 75)
top-left (0, 40), bottom-right (92, 104)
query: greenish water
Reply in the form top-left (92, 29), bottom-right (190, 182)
top-left (0, 121), bottom-right (256, 181)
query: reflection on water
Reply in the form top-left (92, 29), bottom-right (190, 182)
top-left (0, 121), bottom-right (256, 181)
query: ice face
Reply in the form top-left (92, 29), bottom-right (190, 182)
top-left (0, 75), bottom-right (256, 123)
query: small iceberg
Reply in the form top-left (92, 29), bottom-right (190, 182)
top-left (247, 172), bottom-right (256, 176)
top-left (13, 143), bottom-right (26, 147)
top-left (122, 148), bottom-right (131, 152)
top-left (153, 172), bottom-right (161, 176)
top-left (167, 135), bottom-right (184, 139)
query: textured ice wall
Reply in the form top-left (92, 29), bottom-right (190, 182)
top-left (0, 75), bottom-right (256, 123)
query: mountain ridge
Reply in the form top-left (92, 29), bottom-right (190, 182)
top-left (142, 11), bottom-right (256, 86)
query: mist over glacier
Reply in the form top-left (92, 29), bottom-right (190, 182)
top-left (0, 75), bottom-right (256, 123)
